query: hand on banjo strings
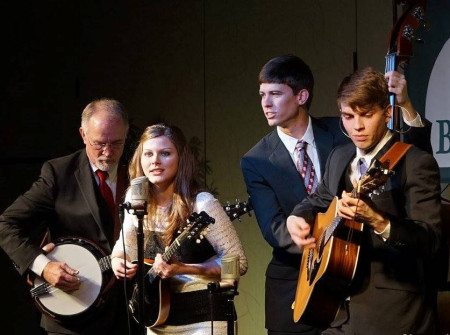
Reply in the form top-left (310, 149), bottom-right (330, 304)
top-left (42, 260), bottom-right (81, 293)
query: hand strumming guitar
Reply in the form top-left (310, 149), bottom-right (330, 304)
top-left (286, 216), bottom-right (316, 251)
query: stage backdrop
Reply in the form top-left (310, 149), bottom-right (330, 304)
top-left (2, 1), bottom-right (449, 334)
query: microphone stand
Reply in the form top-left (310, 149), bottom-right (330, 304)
top-left (207, 281), bottom-right (238, 335)
top-left (123, 201), bottom-right (148, 335)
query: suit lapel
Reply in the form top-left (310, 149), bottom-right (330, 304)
top-left (331, 143), bottom-right (356, 194)
top-left (267, 131), bottom-right (307, 201)
top-left (329, 136), bottom-right (397, 196)
top-left (311, 118), bottom-right (335, 176)
top-left (74, 152), bottom-right (107, 239)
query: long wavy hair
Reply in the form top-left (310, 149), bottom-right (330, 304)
top-left (128, 123), bottom-right (199, 244)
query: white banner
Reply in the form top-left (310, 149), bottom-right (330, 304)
top-left (426, 37), bottom-right (450, 175)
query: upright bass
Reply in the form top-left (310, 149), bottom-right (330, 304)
top-left (385, 0), bottom-right (427, 132)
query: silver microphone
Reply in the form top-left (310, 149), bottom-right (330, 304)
top-left (129, 176), bottom-right (148, 210)
top-left (220, 254), bottom-right (240, 288)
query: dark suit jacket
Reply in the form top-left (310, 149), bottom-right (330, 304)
top-left (0, 149), bottom-right (129, 335)
top-left (291, 136), bottom-right (442, 335)
top-left (241, 117), bottom-right (349, 333)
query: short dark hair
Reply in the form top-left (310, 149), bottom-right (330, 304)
top-left (258, 54), bottom-right (314, 109)
top-left (337, 67), bottom-right (389, 112)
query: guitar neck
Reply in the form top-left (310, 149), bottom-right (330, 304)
top-left (162, 241), bottom-right (179, 263)
top-left (143, 211), bottom-right (214, 278)
top-left (147, 231), bottom-right (190, 277)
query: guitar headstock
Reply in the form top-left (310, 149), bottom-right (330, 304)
top-left (224, 197), bottom-right (253, 222)
top-left (177, 211), bottom-right (215, 244)
top-left (357, 159), bottom-right (394, 195)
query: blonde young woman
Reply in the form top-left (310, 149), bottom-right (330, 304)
top-left (111, 123), bottom-right (248, 334)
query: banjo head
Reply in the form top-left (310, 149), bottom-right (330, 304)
top-left (34, 241), bottom-right (104, 317)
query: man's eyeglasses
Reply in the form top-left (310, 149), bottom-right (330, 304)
top-left (86, 136), bottom-right (125, 151)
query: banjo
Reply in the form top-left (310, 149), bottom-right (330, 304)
top-left (30, 237), bottom-right (114, 321)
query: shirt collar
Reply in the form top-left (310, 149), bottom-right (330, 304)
top-left (277, 116), bottom-right (315, 155)
top-left (90, 162), bottom-right (118, 182)
top-left (355, 130), bottom-right (393, 165)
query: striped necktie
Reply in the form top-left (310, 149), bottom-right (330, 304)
top-left (295, 140), bottom-right (318, 194)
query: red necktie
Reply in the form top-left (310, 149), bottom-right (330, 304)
top-left (96, 170), bottom-right (116, 218)
top-left (295, 140), bottom-right (318, 195)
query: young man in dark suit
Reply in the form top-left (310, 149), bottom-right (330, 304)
top-left (0, 99), bottom-right (133, 335)
top-left (287, 68), bottom-right (442, 335)
top-left (240, 55), bottom-right (431, 334)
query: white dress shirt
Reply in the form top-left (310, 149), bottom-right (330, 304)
top-left (349, 131), bottom-right (393, 241)
top-left (277, 116), bottom-right (322, 182)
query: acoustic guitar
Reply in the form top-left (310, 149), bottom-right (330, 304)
top-left (128, 211), bottom-right (215, 327)
top-left (129, 199), bottom-right (253, 328)
top-left (293, 159), bottom-right (393, 326)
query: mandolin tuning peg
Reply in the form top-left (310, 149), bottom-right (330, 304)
top-left (196, 238), bottom-right (201, 244)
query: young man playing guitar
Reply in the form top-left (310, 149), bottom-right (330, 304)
top-left (241, 54), bottom-right (432, 335)
top-left (287, 68), bottom-right (443, 335)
